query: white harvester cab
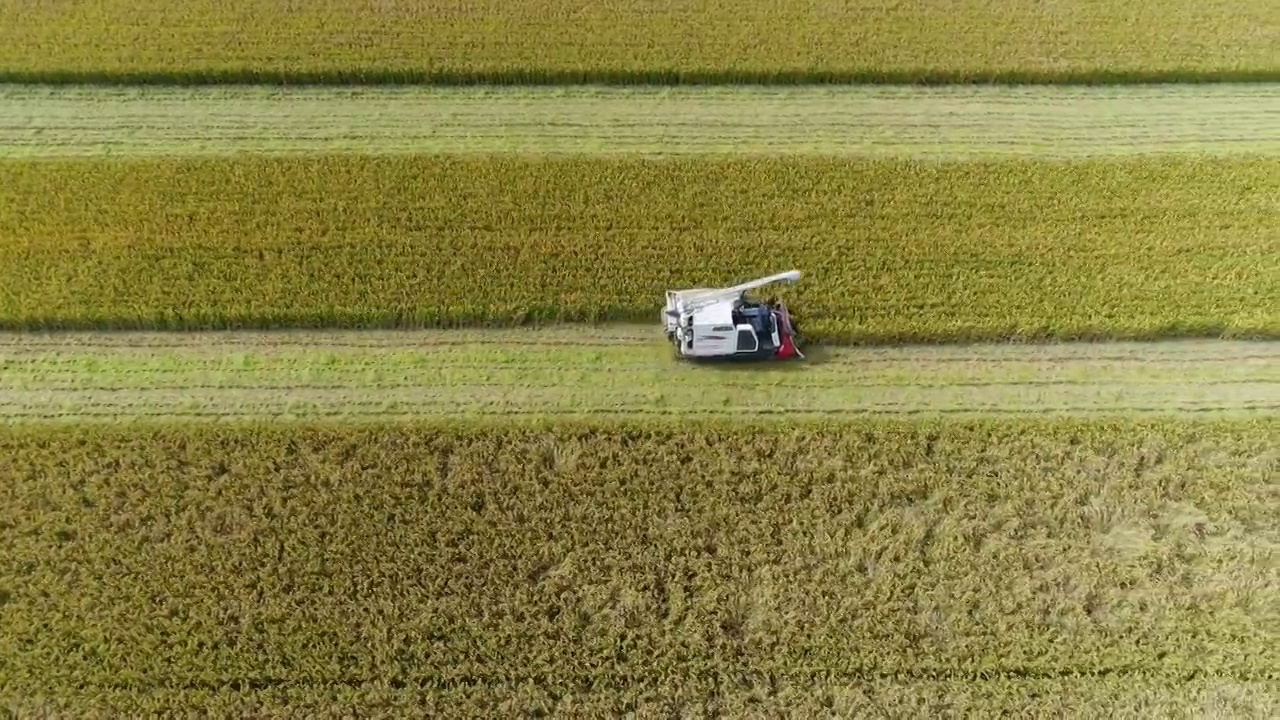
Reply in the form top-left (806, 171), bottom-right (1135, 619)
top-left (663, 270), bottom-right (804, 361)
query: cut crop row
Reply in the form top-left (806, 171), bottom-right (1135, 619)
top-left (0, 0), bottom-right (1275, 85)
top-left (2, 417), bottom-right (1276, 708)
top-left (2, 155), bottom-right (1276, 342)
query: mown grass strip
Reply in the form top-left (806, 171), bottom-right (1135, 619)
top-left (2, 331), bottom-right (1275, 422)
top-left (5, 85), bottom-right (1279, 159)
top-left (1, 155), bottom-right (1276, 342)
top-left (1, 418), bottom-right (1275, 707)
top-left (0, 0), bottom-right (1276, 86)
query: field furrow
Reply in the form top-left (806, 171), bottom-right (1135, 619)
top-left (2, 330), bottom-right (1275, 422)
top-left (3, 85), bottom-right (1279, 158)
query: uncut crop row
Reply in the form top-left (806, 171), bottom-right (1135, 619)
top-left (2, 155), bottom-right (1277, 341)
top-left (0, 0), bottom-right (1275, 84)
top-left (9, 678), bottom-right (1277, 717)
top-left (2, 418), bottom-right (1276, 710)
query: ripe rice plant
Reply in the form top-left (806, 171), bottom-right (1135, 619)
top-left (0, 0), bottom-right (1275, 85)
top-left (1, 155), bottom-right (1276, 342)
top-left (7, 677), bottom-right (1277, 716)
top-left (1, 417), bottom-right (1275, 713)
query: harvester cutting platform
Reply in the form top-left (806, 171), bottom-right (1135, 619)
top-left (663, 270), bottom-right (804, 361)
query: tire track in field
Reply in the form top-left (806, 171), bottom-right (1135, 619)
top-left (2, 85), bottom-right (1277, 158)
top-left (1, 329), bottom-right (1275, 422)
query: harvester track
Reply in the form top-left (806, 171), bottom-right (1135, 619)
top-left (3, 328), bottom-right (1275, 422)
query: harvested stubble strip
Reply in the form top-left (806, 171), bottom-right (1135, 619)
top-left (0, 0), bottom-right (1276, 85)
top-left (0, 418), bottom-right (1276, 713)
top-left (2, 331), bottom-right (1275, 421)
top-left (1, 155), bottom-right (1276, 342)
top-left (6, 85), bottom-right (1279, 160)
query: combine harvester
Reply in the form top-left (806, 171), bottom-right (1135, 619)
top-left (663, 270), bottom-right (805, 361)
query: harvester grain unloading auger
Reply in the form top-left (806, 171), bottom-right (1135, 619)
top-left (663, 270), bottom-right (805, 361)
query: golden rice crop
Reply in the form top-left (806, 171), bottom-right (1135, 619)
top-left (1, 417), bottom-right (1276, 712)
top-left (0, 0), bottom-right (1275, 84)
top-left (1, 155), bottom-right (1276, 342)
top-left (8, 678), bottom-right (1278, 717)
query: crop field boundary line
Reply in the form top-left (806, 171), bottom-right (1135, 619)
top-left (3, 68), bottom-right (1280, 88)
top-left (3, 412), bottom-right (1273, 436)
top-left (5, 408), bottom-right (1275, 425)
top-left (3, 334), bottom-right (1278, 355)
top-left (2, 321), bottom-right (1277, 343)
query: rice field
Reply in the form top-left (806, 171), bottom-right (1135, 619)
top-left (3, 154), bottom-right (1276, 341)
top-left (1, 0), bottom-right (1276, 83)
top-left (2, 2), bottom-right (1278, 714)
top-left (2, 419), bottom-right (1277, 715)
